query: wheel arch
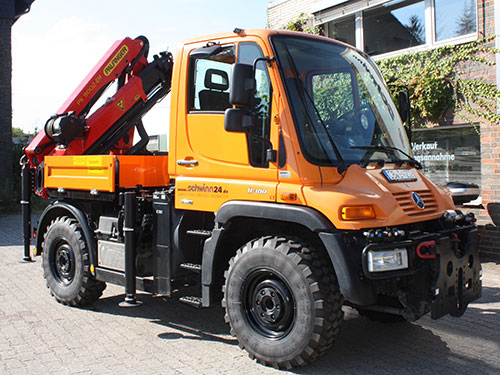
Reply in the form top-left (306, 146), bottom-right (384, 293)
top-left (201, 201), bottom-right (336, 307)
top-left (36, 201), bottom-right (97, 276)
top-left (215, 201), bottom-right (334, 232)
top-left (201, 201), bottom-right (377, 307)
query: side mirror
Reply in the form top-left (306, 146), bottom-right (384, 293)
top-left (398, 91), bottom-right (410, 123)
top-left (224, 108), bottom-right (253, 133)
top-left (229, 63), bottom-right (255, 107)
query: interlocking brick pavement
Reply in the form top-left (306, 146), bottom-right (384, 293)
top-left (1, 213), bottom-right (499, 374)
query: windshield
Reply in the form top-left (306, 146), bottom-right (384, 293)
top-left (271, 35), bottom-right (411, 167)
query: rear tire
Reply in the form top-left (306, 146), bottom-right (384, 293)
top-left (222, 236), bottom-right (343, 369)
top-left (42, 216), bottom-right (105, 306)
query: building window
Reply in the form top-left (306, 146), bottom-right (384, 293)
top-left (364, 0), bottom-right (426, 55)
top-left (435, 0), bottom-right (477, 41)
top-left (411, 125), bottom-right (481, 203)
top-left (326, 15), bottom-right (356, 47)
top-left (318, 0), bottom-right (478, 57)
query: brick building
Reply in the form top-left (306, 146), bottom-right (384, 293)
top-left (0, 6), bottom-right (14, 202)
top-left (268, 0), bottom-right (500, 257)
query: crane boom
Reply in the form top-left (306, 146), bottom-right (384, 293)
top-left (24, 36), bottom-right (173, 170)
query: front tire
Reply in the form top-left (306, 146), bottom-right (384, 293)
top-left (222, 236), bottom-right (343, 369)
top-left (42, 216), bottom-right (105, 306)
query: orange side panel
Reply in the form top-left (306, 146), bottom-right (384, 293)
top-left (44, 155), bottom-right (116, 192)
top-left (175, 176), bottom-right (276, 212)
top-left (116, 155), bottom-right (169, 188)
top-left (44, 155), bottom-right (170, 193)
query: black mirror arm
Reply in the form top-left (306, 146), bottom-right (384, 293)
top-left (402, 86), bottom-right (412, 142)
top-left (252, 56), bottom-right (275, 70)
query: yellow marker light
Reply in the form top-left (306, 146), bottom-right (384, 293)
top-left (341, 205), bottom-right (376, 220)
top-left (280, 192), bottom-right (297, 201)
top-left (33, 248), bottom-right (37, 256)
top-left (90, 265), bottom-right (95, 273)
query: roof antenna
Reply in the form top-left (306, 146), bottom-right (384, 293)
top-left (233, 28), bottom-right (244, 35)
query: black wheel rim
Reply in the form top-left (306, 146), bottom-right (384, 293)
top-left (242, 268), bottom-right (295, 339)
top-left (51, 240), bottom-right (76, 285)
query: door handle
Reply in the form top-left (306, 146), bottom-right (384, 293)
top-left (177, 159), bottom-right (199, 166)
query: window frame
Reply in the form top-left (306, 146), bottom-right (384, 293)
top-left (187, 44), bottom-right (235, 114)
top-left (237, 41), bottom-right (274, 168)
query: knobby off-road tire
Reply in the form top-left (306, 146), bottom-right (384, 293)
top-left (222, 236), bottom-right (344, 369)
top-left (42, 216), bottom-right (106, 306)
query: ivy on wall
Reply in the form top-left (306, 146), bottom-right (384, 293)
top-left (377, 36), bottom-right (500, 127)
top-left (283, 13), bottom-right (323, 35)
top-left (282, 14), bottom-right (500, 127)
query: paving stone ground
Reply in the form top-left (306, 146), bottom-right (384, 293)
top-left (1, 213), bottom-right (499, 374)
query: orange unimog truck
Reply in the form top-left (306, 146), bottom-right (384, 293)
top-left (21, 29), bottom-right (482, 368)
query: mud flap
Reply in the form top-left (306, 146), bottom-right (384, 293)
top-left (430, 229), bottom-right (481, 319)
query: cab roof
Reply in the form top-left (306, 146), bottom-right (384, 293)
top-left (180, 28), bottom-right (350, 48)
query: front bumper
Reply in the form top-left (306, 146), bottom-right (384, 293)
top-left (359, 227), bottom-right (481, 319)
top-left (430, 229), bottom-right (481, 318)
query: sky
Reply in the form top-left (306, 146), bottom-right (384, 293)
top-left (11, 0), bottom-right (271, 134)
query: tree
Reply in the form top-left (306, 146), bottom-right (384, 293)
top-left (457, 0), bottom-right (476, 36)
top-left (12, 127), bottom-right (27, 138)
top-left (406, 15), bottom-right (424, 45)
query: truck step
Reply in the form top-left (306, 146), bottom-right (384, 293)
top-left (180, 263), bottom-right (202, 273)
top-left (179, 296), bottom-right (202, 308)
top-left (186, 229), bottom-right (212, 237)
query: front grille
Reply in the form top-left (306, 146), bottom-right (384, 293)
top-left (393, 190), bottom-right (439, 217)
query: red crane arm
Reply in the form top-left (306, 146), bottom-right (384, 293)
top-left (59, 37), bottom-right (148, 116)
top-left (24, 36), bottom-right (151, 166)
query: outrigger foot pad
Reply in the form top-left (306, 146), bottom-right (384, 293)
top-left (119, 296), bottom-right (142, 308)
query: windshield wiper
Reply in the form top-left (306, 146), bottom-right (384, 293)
top-left (351, 145), bottom-right (422, 169)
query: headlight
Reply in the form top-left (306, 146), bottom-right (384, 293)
top-left (367, 248), bottom-right (408, 272)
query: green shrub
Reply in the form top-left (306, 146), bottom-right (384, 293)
top-left (283, 13), bottom-right (323, 35)
top-left (1, 130), bottom-right (47, 214)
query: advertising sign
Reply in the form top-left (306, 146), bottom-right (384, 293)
top-left (411, 125), bottom-right (481, 189)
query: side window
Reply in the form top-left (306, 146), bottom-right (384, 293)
top-left (238, 42), bottom-right (273, 168)
top-left (190, 46), bottom-right (235, 112)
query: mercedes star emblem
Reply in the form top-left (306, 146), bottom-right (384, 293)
top-left (411, 192), bottom-right (425, 210)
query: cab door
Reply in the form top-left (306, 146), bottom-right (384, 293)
top-left (174, 39), bottom-right (278, 212)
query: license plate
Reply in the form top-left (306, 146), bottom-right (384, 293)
top-left (382, 169), bottom-right (417, 182)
